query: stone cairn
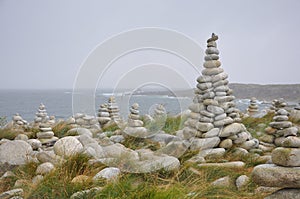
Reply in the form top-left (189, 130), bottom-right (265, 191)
top-left (153, 104), bottom-right (167, 119)
top-left (37, 123), bottom-right (58, 146)
top-left (247, 97), bottom-right (259, 116)
top-left (290, 102), bottom-right (300, 122)
top-left (252, 110), bottom-right (300, 196)
top-left (124, 103), bottom-right (148, 137)
top-left (12, 113), bottom-right (28, 128)
top-left (97, 103), bottom-right (111, 127)
top-left (107, 96), bottom-right (121, 123)
top-left (34, 103), bottom-right (49, 126)
top-left (74, 113), bottom-right (100, 130)
top-left (269, 98), bottom-right (287, 113)
top-left (181, 33), bottom-right (259, 155)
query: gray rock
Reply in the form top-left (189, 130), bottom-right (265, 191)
top-left (202, 68), bottom-right (224, 76)
top-left (211, 176), bottom-right (231, 187)
top-left (157, 141), bottom-right (189, 158)
top-left (265, 188), bottom-right (300, 199)
top-left (236, 175), bottom-right (250, 190)
top-left (219, 139), bottom-right (233, 149)
top-left (282, 136), bottom-right (300, 148)
top-left (270, 121), bottom-right (292, 129)
top-left (214, 117), bottom-right (234, 127)
top-left (109, 135), bottom-right (125, 143)
top-left (0, 188), bottom-right (23, 199)
top-left (272, 147), bottom-right (300, 166)
top-left (205, 47), bottom-right (219, 55)
top-left (190, 137), bottom-right (220, 151)
top-left (36, 162), bottom-right (55, 175)
top-left (207, 105), bottom-right (224, 115)
top-left (202, 128), bottom-right (220, 138)
top-left (200, 110), bottom-right (215, 118)
top-left (27, 139), bottom-right (42, 150)
top-left (67, 128), bottom-right (93, 137)
top-left (234, 131), bottom-right (251, 144)
top-left (197, 148), bottom-right (225, 159)
top-left (37, 131), bottom-right (54, 139)
top-left (196, 122), bottom-right (214, 132)
top-left (204, 54), bottom-right (219, 61)
top-left (240, 139), bottom-right (259, 150)
top-left (215, 113), bottom-right (227, 121)
top-left (93, 167), bottom-right (120, 181)
top-left (203, 60), bottom-right (221, 68)
top-left (277, 127), bottom-right (298, 137)
top-left (53, 136), bottom-right (83, 157)
top-left (14, 134), bottom-right (28, 141)
top-left (147, 133), bottom-right (181, 145)
top-left (198, 161), bottom-right (245, 169)
top-left (219, 123), bottom-right (246, 137)
top-left (252, 164), bottom-right (300, 188)
top-left (102, 143), bottom-right (139, 161)
top-left (0, 140), bottom-right (33, 165)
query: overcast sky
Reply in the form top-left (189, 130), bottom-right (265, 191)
top-left (0, 0), bottom-right (300, 89)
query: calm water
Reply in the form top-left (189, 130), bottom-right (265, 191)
top-left (0, 90), bottom-right (270, 122)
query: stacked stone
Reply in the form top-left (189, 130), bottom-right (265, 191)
top-left (124, 103), bottom-right (148, 137)
top-left (48, 116), bottom-right (56, 125)
top-left (107, 96), bottom-right (121, 122)
top-left (247, 97), bottom-right (259, 115)
top-left (269, 98), bottom-right (287, 113)
top-left (12, 113), bottom-right (28, 128)
top-left (34, 103), bottom-right (49, 125)
top-left (153, 104), bottom-right (167, 119)
top-left (97, 103), bottom-right (111, 127)
top-left (74, 113), bottom-right (99, 130)
top-left (290, 102), bottom-right (300, 122)
top-left (37, 123), bottom-right (58, 146)
top-left (252, 110), bottom-right (300, 197)
top-left (182, 33), bottom-right (258, 153)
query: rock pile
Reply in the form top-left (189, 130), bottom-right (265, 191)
top-left (124, 103), bottom-right (148, 138)
top-left (153, 104), bottom-right (167, 119)
top-left (269, 98), bottom-right (287, 113)
top-left (262, 109), bottom-right (298, 149)
top-left (37, 123), bottom-right (58, 146)
top-left (107, 96), bottom-right (121, 123)
top-left (252, 114), bottom-right (300, 197)
top-left (247, 97), bottom-right (259, 115)
top-left (97, 103), bottom-right (111, 127)
top-left (290, 102), bottom-right (300, 122)
top-left (74, 113), bottom-right (100, 130)
top-left (34, 103), bottom-right (49, 125)
top-left (12, 113), bottom-right (28, 128)
top-left (179, 33), bottom-right (258, 155)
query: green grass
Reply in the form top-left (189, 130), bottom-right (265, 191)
top-left (52, 122), bottom-right (72, 138)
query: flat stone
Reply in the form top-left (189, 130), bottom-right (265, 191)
top-left (124, 126), bottom-right (148, 138)
top-left (199, 116), bottom-right (214, 123)
top-left (197, 82), bottom-right (212, 90)
top-left (272, 147), bottom-right (300, 166)
top-left (190, 137), bottom-right (220, 151)
top-left (277, 109), bottom-right (289, 116)
top-left (202, 68), bottom-right (224, 76)
top-left (203, 99), bottom-right (218, 106)
top-left (214, 117), bottom-right (234, 127)
top-left (67, 128), bottom-right (93, 137)
top-left (197, 148), bottom-right (225, 159)
top-left (282, 136), bottom-right (300, 148)
top-left (205, 47), bottom-right (219, 55)
top-left (277, 127), bottom-right (298, 137)
top-left (265, 188), bottom-right (300, 199)
top-left (197, 75), bottom-right (212, 83)
top-left (202, 128), bottom-right (220, 138)
top-left (213, 80), bottom-right (229, 88)
top-left (211, 72), bottom-right (228, 82)
top-left (215, 113), bottom-right (227, 121)
top-left (200, 110), bottom-right (215, 118)
top-left (204, 54), bottom-right (219, 61)
top-left (270, 121), bottom-right (292, 129)
top-left (196, 122), bottom-right (214, 132)
top-left (207, 105), bottom-right (224, 115)
top-left (259, 134), bottom-right (275, 143)
top-left (189, 103), bottom-right (205, 113)
top-left (219, 123), bottom-right (246, 137)
top-left (37, 131), bottom-right (54, 139)
top-left (273, 115), bottom-right (289, 122)
top-left (240, 139), bottom-right (259, 150)
top-left (198, 161), bottom-right (245, 169)
top-left (252, 164), bottom-right (300, 188)
top-left (203, 60), bottom-right (221, 68)
top-left (0, 188), bottom-right (23, 199)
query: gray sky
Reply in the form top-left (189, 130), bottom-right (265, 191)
top-left (0, 0), bottom-right (300, 89)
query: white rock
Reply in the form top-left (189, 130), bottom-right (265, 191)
top-left (272, 147), bottom-right (300, 166)
top-left (36, 162), bottom-right (55, 175)
top-left (27, 139), bottom-right (42, 150)
top-left (0, 140), bottom-right (33, 165)
top-left (190, 137), bottom-right (220, 151)
top-left (236, 175), bottom-right (250, 190)
top-left (211, 176), bottom-right (231, 187)
top-left (54, 136), bottom-right (83, 157)
top-left (93, 167), bottom-right (120, 181)
top-left (219, 123), bottom-right (246, 137)
top-left (67, 128), bottom-right (93, 137)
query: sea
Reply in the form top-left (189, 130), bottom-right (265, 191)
top-left (0, 89), bottom-right (271, 122)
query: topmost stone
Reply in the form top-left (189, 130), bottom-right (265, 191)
top-left (207, 33), bottom-right (218, 43)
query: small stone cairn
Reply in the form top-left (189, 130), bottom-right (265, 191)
top-left (34, 103), bottom-right (49, 126)
top-left (37, 123), bottom-right (58, 146)
top-left (124, 103), bottom-right (148, 137)
top-left (12, 113), bottom-right (28, 128)
top-left (97, 103), bottom-right (111, 127)
top-left (269, 98), bottom-right (287, 113)
top-left (180, 33), bottom-right (258, 155)
top-left (107, 96), bottom-right (121, 123)
top-left (252, 109), bottom-right (300, 197)
top-left (153, 104), bottom-right (167, 119)
top-left (74, 113), bottom-right (99, 130)
top-left (247, 97), bottom-right (259, 116)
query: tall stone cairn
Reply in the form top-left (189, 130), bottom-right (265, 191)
top-left (182, 33), bottom-right (258, 152)
top-left (97, 103), bottom-right (111, 127)
top-left (107, 96), bottom-right (121, 122)
top-left (34, 103), bottom-right (49, 127)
